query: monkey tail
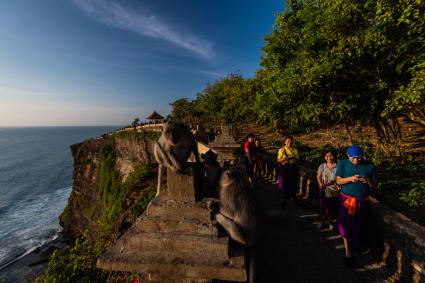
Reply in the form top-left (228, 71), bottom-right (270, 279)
top-left (247, 244), bottom-right (256, 283)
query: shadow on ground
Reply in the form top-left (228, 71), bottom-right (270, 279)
top-left (251, 177), bottom-right (390, 283)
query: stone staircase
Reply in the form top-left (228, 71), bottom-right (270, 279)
top-left (97, 165), bottom-right (247, 282)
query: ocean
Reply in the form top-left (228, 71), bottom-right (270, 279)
top-left (0, 126), bottom-right (119, 270)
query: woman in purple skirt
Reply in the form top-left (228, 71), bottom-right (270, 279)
top-left (336, 145), bottom-right (376, 264)
top-left (277, 136), bottom-right (300, 205)
top-left (316, 149), bottom-right (339, 229)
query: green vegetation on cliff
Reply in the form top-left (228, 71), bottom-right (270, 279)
top-left (38, 135), bottom-right (158, 282)
top-left (35, 238), bottom-right (107, 283)
top-left (97, 142), bottom-right (156, 241)
top-left (98, 144), bottom-right (123, 237)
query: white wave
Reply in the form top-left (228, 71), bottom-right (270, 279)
top-left (0, 229), bottom-right (61, 271)
top-left (0, 186), bottom-right (72, 269)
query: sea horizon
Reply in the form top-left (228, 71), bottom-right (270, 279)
top-left (0, 125), bottom-right (124, 128)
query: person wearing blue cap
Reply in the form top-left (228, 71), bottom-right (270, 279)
top-left (336, 145), bottom-right (376, 265)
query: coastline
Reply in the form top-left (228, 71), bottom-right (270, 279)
top-left (0, 234), bottom-right (68, 283)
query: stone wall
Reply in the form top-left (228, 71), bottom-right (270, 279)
top-left (370, 198), bottom-right (425, 282)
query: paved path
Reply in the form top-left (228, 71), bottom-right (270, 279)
top-left (252, 177), bottom-right (389, 283)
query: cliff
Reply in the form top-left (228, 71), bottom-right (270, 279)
top-left (60, 131), bottom-right (160, 243)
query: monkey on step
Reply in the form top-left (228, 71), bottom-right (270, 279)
top-left (154, 121), bottom-right (200, 196)
top-left (200, 150), bottom-right (222, 198)
top-left (205, 166), bottom-right (260, 247)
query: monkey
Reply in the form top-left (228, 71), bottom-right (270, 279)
top-left (200, 150), bottom-right (222, 198)
top-left (154, 121), bottom-right (200, 196)
top-left (205, 166), bottom-right (260, 247)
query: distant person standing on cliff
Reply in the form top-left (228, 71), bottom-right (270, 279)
top-left (336, 145), bottom-right (376, 265)
top-left (277, 136), bottom-right (300, 205)
top-left (244, 134), bottom-right (255, 184)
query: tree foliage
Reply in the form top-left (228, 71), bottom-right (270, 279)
top-left (170, 0), bottom-right (425, 153)
top-left (169, 98), bottom-right (196, 121)
top-left (170, 74), bottom-right (258, 125)
top-left (258, 0), bottom-right (424, 148)
top-left (131, 117), bottom-right (140, 130)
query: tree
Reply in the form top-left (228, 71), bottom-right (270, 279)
top-left (258, 0), bottom-right (425, 153)
top-left (131, 117), bottom-right (140, 130)
top-left (169, 98), bottom-right (195, 121)
top-left (195, 74), bottom-right (255, 124)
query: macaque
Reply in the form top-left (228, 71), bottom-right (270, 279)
top-left (200, 150), bottom-right (222, 198)
top-left (206, 167), bottom-right (260, 246)
top-left (154, 121), bottom-right (200, 196)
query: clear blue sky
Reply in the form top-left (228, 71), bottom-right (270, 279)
top-left (0, 0), bottom-right (283, 126)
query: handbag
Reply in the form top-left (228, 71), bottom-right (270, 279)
top-left (324, 184), bottom-right (340, 198)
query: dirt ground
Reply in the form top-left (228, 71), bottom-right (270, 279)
top-left (235, 118), bottom-right (425, 155)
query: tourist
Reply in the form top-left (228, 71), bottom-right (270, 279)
top-left (316, 149), bottom-right (339, 229)
top-left (277, 136), bottom-right (300, 205)
top-left (336, 145), bottom-right (376, 265)
top-left (244, 134), bottom-right (255, 184)
top-left (253, 139), bottom-right (266, 177)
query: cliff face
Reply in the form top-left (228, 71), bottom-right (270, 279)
top-left (60, 133), bottom-right (159, 243)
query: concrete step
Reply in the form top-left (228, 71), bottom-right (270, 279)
top-left (147, 195), bottom-right (211, 222)
top-left (117, 231), bottom-right (230, 260)
top-left (97, 248), bottom-right (246, 282)
top-left (134, 215), bottom-right (219, 237)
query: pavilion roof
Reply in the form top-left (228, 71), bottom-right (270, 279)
top-left (146, 111), bottom-right (164, 120)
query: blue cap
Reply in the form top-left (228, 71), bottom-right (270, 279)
top-left (347, 145), bottom-right (364, 158)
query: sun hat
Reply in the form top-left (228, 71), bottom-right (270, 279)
top-left (347, 145), bottom-right (364, 158)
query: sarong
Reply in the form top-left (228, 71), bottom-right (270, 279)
top-left (277, 164), bottom-right (299, 198)
top-left (338, 193), bottom-right (371, 251)
top-left (319, 189), bottom-right (339, 220)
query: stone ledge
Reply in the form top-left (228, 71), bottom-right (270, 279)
top-left (118, 231), bottom-right (229, 258)
top-left (98, 255), bottom-right (246, 282)
top-left (146, 194), bottom-right (211, 222)
top-left (134, 215), bottom-right (219, 237)
top-left (369, 197), bottom-right (425, 281)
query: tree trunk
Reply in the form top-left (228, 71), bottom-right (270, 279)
top-left (373, 118), bottom-right (402, 156)
top-left (344, 120), bottom-right (354, 145)
top-left (404, 109), bottom-right (425, 128)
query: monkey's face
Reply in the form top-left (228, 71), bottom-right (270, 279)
top-left (165, 128), bottom-right (179, 145)
top-left (220, 167), bottom-right (247, 189)
top-left (163, 122), bottom-right (185, 145)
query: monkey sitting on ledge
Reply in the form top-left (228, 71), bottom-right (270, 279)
top-left (200, 150), bottom-right (222, 198)
top-left (205, 166), bottom-right (260, 247)
top-left (154, 121), bottom-right (200, 196)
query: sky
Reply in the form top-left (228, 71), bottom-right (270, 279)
top-left (0, 0), bottom-right (283, 126)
